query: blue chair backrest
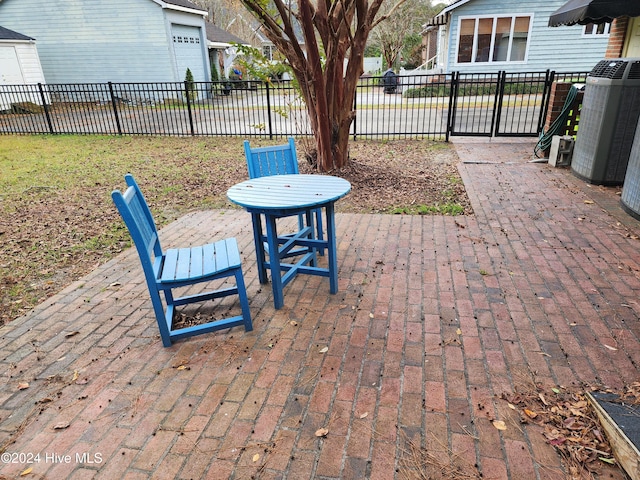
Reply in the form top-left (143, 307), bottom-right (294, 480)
top-left (244, 137), bottom-right (299, 178)
top-left (111, 174), bottom-right (163, 279)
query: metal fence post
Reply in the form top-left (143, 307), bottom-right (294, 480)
top-left (265, 81), bottom-right (273, 140)
top-left (538, 70), bottom-right (555, 134)
top-left (492, 71), bottom-right (506, 137)
top-left (108, 82), bottom-right (122, 135)
top-left (37, 83), bottom-right (54, 134)
top-left (184, 80), bottom-right (195, 136)
top-left (446, 72), bottom-right (458, 140)
top-left (352, 87), bottom-right (358, 141)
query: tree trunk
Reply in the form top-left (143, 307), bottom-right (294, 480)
top-left (241, 0), bottom-right (388, 172)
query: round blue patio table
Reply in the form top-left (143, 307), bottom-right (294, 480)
top-left (227, 174), bottom-right (351, 309)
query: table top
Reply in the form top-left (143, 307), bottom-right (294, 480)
top-left (227, 174), bottom-right (351, 211)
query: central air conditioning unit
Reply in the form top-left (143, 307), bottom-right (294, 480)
top-left (621, 118), bottom-right (640, 219)
top-left (571, 58), bottom-right (640, 185)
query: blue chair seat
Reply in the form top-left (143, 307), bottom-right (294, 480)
top-left (112, 174), bottom-right (252, 347)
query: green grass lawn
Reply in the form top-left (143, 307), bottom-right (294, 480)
top-left (0, 135), bottom-right (260, 325)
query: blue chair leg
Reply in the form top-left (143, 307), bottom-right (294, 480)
top-left (235, 269), bottom-right (253, 331)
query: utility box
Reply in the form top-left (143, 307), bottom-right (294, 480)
top-left (571, 58), bottom-right (640, 185)
top-left (549, 135), bottom-right (574, 167)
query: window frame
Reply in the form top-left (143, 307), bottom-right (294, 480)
top-left (455, 13), bottom-right (533, 65)
top-left (263, 45), bottom-right (275, 61)
top-left (582, 22), bottom-right (611, 37)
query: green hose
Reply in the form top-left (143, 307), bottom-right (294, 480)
top-left (534, 84), bottom-right (581, 158)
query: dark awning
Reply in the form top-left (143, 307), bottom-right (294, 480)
top-left (548, 0), bottom-right (640, 27)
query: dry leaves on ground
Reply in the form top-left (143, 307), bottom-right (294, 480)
top-left (501, 385), bottom-right (621, 479)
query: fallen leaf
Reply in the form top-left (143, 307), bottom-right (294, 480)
top-left (53, 422), bottom-right (70, 430)
top-left (289, 321), bottom-right (298, 326)
top-left (539, 393), bottom-right (549, 405)
top-left (524, 409), bottom-right (537, 419)
top-left (599, 457), bottom-right (616, 464)
top-left (584, 200), bottom-right (594, 204)
top-left (17, 382), bottom-right (29, 390)
top-left (604, 344), bottom-right (618, 351)
top-left (456, 328), bottom-right (462, 335)
top-left (252, 453), bottom-right (260, 462)
top-left (508, 403), bottom-right (516, 410)
top-left (20, 467), bottom-right (33, 476)
top-left (315, 427), bottom-right (329, 437)
top-left (65, 331), bottom-right (80, 338)
top-left (319, 346), bottom-right (328, 353)
top-left (176, 365), bottom-right (188, 370)
top-left (359, 412), bottom-right (369, 419)
top-left (110, 282), bottom-right (121, 287)
top-left (369, 313), bottom-right (374, 318)
top-left (552, 388), bottom-right (561, 394)
top-left (492, 420), bottom-right (507, 431)
top-left (549, 437), bottom-right (567, 446)
top-left (72, 370), bottom-right (79, 381)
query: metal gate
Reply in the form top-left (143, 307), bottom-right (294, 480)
top-left (449, 70), bottom-right (555, 137)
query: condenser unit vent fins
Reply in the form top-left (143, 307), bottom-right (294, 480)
top-left (628, 61), bottom-right (640, 80)
top-left (589, 59), bottom-right (627, 79)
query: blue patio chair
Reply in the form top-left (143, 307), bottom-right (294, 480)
top-left (111, 174), bottom-right (252, 347)
top-left (243, 137), bottom-right (324, 254)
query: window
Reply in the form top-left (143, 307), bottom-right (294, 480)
top-left (457, 15), bottom-right (531, 64)
top-left (263, 45), bottom-right (275, 61)
top-left (583, 22), bottom-right (611, 36)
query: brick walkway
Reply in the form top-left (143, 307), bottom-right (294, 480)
top-left (0, 138), bottom-right (638, 479)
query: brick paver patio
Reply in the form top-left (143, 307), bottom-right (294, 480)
top-left (0, 138), bottom-right (637, 479)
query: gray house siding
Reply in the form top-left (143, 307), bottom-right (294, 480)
top-left (0, 0), bottom-right (210, 83)
top-left (444, 0), bottom-right (608, 74)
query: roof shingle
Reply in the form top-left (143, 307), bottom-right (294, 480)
top-left (0, 25), bottom-right (34, 41)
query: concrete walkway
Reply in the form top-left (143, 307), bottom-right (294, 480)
top-left (0, 138), bottom-right (638, 479)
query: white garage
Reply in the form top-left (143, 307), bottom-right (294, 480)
top-left (0, 25), bottom-right (46, 110)
top-left (171, 24), bottom-right (207, 82)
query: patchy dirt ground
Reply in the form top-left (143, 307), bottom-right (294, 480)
top-left (0, 138), bottom-right (470, 325)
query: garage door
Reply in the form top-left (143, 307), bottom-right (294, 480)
top-left (172, 24), bottom-right (206, 82)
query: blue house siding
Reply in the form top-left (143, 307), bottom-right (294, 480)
top-left (0, 0), bottom-right (209, 83)
top-left (444, 0), bottom-right (608, 74)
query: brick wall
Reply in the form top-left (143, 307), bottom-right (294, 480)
top-left (543, 82), bottom-right (584, 137)
top-left (540, 81), bottom-right (584, 155)
top-left (605, 17), bottom-right (628, 58)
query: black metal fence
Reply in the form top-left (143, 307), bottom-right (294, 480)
top-left (0, 70), bottom-right (589, 140)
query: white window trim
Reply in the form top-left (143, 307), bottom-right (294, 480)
top-left (582, 22), bottom-right (611, 37)
top-left (454, 13), bottom-right (533, 65)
